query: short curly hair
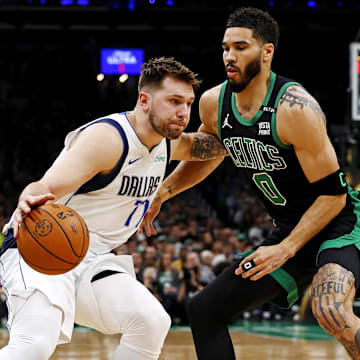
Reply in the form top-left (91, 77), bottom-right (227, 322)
top-left (138, 57), bottom-right (201, 91)
top-left (226, 7), bottom-right (279, 49)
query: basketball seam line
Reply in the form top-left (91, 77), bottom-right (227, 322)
top-left (22, 219), bottom-right (76, 265)
top-left (20, 252), bottom-right (79, 272)
top-left (73, 211), bottom-right (87, 257)
top-left (39, 207), bottom-right (82, 258)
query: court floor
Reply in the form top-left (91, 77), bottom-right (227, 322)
top-left (0, 325), bottom-right (351, 359)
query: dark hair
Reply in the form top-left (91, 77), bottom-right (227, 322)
top-left (138, 56), bottom-right (201, 91)
top-left (226, 7), bottom-right (279, 49)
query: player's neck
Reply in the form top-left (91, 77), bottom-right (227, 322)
top-left (233, 70), bottom-right (271, 117)
top-left (128, 109), bottom-right (163, 150)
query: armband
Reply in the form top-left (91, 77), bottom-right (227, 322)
top-left (311, 169), bottom-right (348, 196)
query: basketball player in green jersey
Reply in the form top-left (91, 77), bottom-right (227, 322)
top-left (139, 7), bottom-right (360, 360)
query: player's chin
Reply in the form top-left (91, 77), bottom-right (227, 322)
top-left (165, 129), bottom-right (182, 140)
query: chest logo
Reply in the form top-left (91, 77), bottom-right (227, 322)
top-left (222, 113), bottom-right (233, 129)
top-left (258, 122), bottom-right (270, 135)
top-left (129, 158), bottom-right (141, 165)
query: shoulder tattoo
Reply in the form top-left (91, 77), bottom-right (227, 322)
top-left (280, 86), bottom-right (326, 124)
top-left (190, 133), bottom-right (228, 160)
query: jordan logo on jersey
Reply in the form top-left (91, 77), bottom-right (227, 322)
top-left (222, 114), bottom-right (232, 129)
top-left (223, 137), bottom-right (287, 171)
top-left (258, 122), bottom-right (270, 135)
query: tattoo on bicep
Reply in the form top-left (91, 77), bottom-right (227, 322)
top-left (190, 133), bottom-right (228, 160)
top-left (280, 86), bottom-right (327, 124)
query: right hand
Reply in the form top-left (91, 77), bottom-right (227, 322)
top-left (138, 193), bottom-right (162, 237)
top-left (13, 193), bottom-right (55, 238)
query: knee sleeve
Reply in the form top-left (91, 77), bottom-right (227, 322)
top-left (0, 290), bottom-right (63, 360)
top-left (90, 273), bottom-right (171, 359)
top-left (122, 305), bottom-right (171, 346)
top-left (118, 305), bottom-right (171, 359)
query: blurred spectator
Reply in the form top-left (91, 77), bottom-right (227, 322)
top-left (142, 267), bottom-right (160, 300)
top-left (248, 214), bottom-right (266, 246)
top-left (132, 251), bottom-right (145, 283)
top-left (178, 251), bottom-right (206, 302)
top-left (199, 230), bottom-right (214, 250)
top-left (183, 219), bottom-right (199, 242)
top-left (156, 235), bottom-right (170, 254)
top-left (144, 246), bottom-right (158, 268)
top-left (171, 245), bottom-right (188, 275)
top-left (234, 232), bottom-right (252, 255)
top-left (157, 253), bottom-right (182, 322)
top-left (199, 250), bottom-right (216, 285)
top-left (164, 242), bottom-right (176, 260)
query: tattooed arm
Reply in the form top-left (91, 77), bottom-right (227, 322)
top-left (279, 85), bottom-right (327, 124)
top-left (170, 131), bottom-right (228, 161)
top-left (275, 85), bottom-right (346, 256)
top-left (235, 85), bottom-right (346, 280)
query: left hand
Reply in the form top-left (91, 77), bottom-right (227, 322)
top-left (138, 193), bottom-right (162, 237)
top-left (235, 244), bottom-right (292, 281)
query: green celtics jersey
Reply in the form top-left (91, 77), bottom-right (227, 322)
top-left (218, 72), bottom-right (336, 226)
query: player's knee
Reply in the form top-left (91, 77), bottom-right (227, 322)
top-left (142, 306), bottom-right (171, 339)
top-left (186, 293), bottom-right (209, 322)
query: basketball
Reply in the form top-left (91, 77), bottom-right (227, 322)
top-left (18, 203), bottom-right (89, 275)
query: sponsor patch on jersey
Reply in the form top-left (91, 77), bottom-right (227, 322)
top-left (155, 156), bottom-right (166, 163)
top-left (258, 122), bottom-right (270, 135)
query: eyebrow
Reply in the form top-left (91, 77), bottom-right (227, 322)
top-left (167, 94), bottom-right (195, 101)
top-left (222, 40), bottom-right (250, 46)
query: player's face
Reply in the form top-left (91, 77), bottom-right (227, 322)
top-left (222, 27), bottom-right (263, 93)
top-left (148, 77), bottom-right (195, 139)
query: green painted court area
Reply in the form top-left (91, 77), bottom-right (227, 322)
top-left (172, 321), bottom-right (334, 341)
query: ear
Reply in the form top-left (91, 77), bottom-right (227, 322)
top-left (262, 43), bottom-right (274, 63)
top-left (139, 91), bottom-right (152, 113)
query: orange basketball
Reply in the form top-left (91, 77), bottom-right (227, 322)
top-left (18, 203), bottom-right (89, 275)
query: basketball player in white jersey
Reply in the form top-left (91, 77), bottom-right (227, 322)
top-left (0, 57), bottom-right (228, 360)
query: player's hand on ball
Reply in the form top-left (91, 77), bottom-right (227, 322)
top-left (13, 193), bottom-right (55, 238)
top-left (235, 244), bottom-right (292, 281)
top-left (138, 193), bottom-right (162, 237)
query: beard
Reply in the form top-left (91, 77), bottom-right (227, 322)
top-left (228, 52), bottom-right (262, 93)
top-left (149, 110), bottom-right (183, 140)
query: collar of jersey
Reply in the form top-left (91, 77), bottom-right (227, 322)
top-left (122, 111), bottom-right (163, 154)
top-left (230, 71), bottom-right (276, 126)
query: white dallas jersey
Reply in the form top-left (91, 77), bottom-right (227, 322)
top-left (57, 112), bottom-right (170, 253)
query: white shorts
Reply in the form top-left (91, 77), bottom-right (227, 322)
top-left (0, 245), bottom-right (136, 344)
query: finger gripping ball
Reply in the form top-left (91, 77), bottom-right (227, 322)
top-left (18, 203), bottom-right (89, 275)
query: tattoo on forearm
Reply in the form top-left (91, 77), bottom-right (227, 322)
top-left (280, 86), bottom-right (326, 123)
top-left (190, 133), bottom-right (228, 160)
top-left (167, 186), bottom-right (173, 195)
